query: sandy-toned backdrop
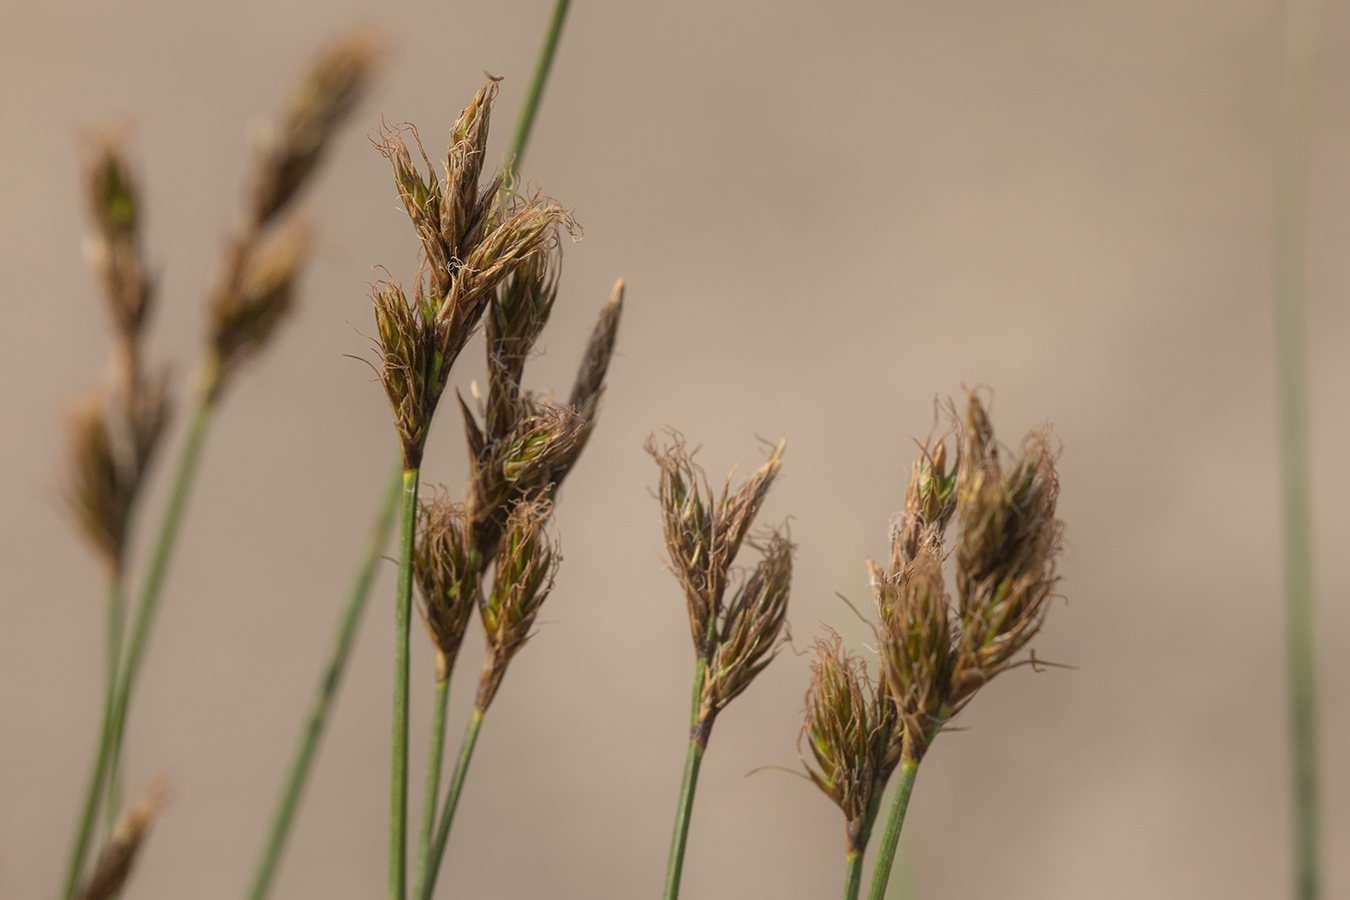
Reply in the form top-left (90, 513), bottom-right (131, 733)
top-left (2, 1), bottom-right (1349, 898)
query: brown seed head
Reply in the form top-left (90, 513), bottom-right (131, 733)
top-left (699, 527), bottom-right (794, 740)
top-left (800, 631), bottom-right (901, 853)
top-left (891, 432), bottom-right (959, 570)
top-left (372, 277), bottom-right (446, 469)
top-left (477, 498), bottom-right (559, 710)
top-left (874, 548), bottom-right (953, 761)
top-left (648, 434), bottom-right (785, 658)
top-left (442, 78), bottom-right (502, 266)
top-left (209, 217), bottom-right (311, 401)
top-left (415, 492), bottom-right (482, 680)
top-left (485, 250), bottom-right (560, 440)
top-left (76, 779), bottom-right (169, 900)
top-left (949, 391), bottom-right (1063, 705)
top-left (252, 29), bottom-right (384, 228)
top-left (82, 129), bottom-right (152, 346)
top-left (569, 278), bottom-right (625, 421)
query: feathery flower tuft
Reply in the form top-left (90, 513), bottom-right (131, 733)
top-left (415, 492), bottom-right (481, 680)
top-left (477, 499), bottom-right (559, 710)
top-left (874, 548), bottom-right (952, 762)
top-left (485, 250), bottom-right (560, 440)
top-left (801, 631), bottom-right (901, 854)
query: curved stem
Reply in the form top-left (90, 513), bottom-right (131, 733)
top-left (389, 468), bottom-right (420, 900)
top-left (412, 678), bottom-right (451, 900)
top-left (61, 391), bottom-right (215, 900)
top-left (244, 459), bottom-right (403, 900)
top-left (420, 706), bottom-right (485, 900)
top-left (865, 760), bottom-right (919, 900)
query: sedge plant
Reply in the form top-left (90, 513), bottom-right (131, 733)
top-left (59, 32), bottom-right (381, 900)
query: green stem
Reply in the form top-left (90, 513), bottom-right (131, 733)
top-left (389, 468), bottom-right (420, 900)
top-left (865, 760), bottom-right (919, 900)
top-left (420, 706), bottom-right (485, 900)
top-left (664, 660), bottom-right (709, 900)
top-left (843, 851), bottom-right (864, 900)
top-left (412, 678), bottom-right (451, 900)
top-left (1274, 2), bottom-right (1323, 898)
top-left (506, 0), bottom-right (572, 180)
top-left (244, 459), bottom-right (403, 900)
top-left (101, 577), bottom-right (126, 839)
top-left (61, 389), bottom-right (215, 900)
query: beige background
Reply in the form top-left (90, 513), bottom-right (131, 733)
top-left (2, 1), bottom-right (1349, 898)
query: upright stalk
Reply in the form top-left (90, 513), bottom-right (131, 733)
top-left (1273, 1), bottom-right (1323, 897)
top-left (663, 659), bottom-right (708, 900)
top-left (389, 468), bottom-right (420, 900)
top-left (101, 578), bottom-right (126, 838)
top-left (843, 851), bottom-right (865, 900)
top-left (506, 0), bottom-right (571, 180)
top-left (61, 384), bottom-right (215, 900)
top-left (420, 707), bottom-right (484, 900)
top-left (412, 678), bottom-right (451, 900)
top-left (865, 760), bottom-right (919, 900)
top-left (243, 459), bottom-right (403, 900)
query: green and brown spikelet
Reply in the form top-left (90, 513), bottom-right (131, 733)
top-left (414, 492), bottom-right (481, 681)
top-left (874, 548), bottom-right (952, 762)
top-left (477, 498), bottom-right (559, 710)
top-left (948, 391), bottom-right (1063, 706)
top-left (801, 631), bottom-right (901, 854)
top-left (75, 781), bottom-right (168, 900)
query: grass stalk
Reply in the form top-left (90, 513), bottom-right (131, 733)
top-left (389, 468), bottom-right (421, 900)
top-left (844, 851), bottom-right (865, 900)
top-left (865, 759), bottom-right (918, 900)
top-left (412, 678), bottom-right (451, 900)
top-left (1274, 1), bottom-right (1323, 897)
top-left (663, 659), bottom-right (708, 900)
top-left (420, 706), bottom-right (484, 900)
top-left (61, 384), bottom-right (215, 900)
top-left (101, 578), bottom-right (126, 839)
top-left (506, 0), bottom-right (571, 181)
top-left (243, 459), bottom-right (403, 900)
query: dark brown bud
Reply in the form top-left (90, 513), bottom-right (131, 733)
top-left (649, 434), bottom-right (785, 658)
top-left (949, 391), bottom-right (1063, 705)
top-left (569, 278), bottom-right (625, 420)
top-left (252, 29), bottom-right (384, 227)
top-left (82, 129), bottom-right (152, 345)
top-left (875, 548), bottom-right (952, 762)
top-left (415, 492), bottom-right (481, 680)
top-left (76, 780), bottom-right (169, 900)
top-left (801, 631), bottom-right (901, 853)
top-left (477, 499), bottom-right (559, 710)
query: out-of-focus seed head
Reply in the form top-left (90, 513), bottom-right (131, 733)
top-left (874, 548), bottom-right (952, 762)
top-left (477, 498), bottom-right (558, 710)
top-left (82, 129), bottom-right (152, 344)
top-left (801, 631), bottom-right (901, 853)
top-left (252, 29), bottom-right (384, 228)
top-left (699, 528), bottom-right (794, 742)
top-left (209, 217), bottom-right (311, 401)
top-left (415, 492), bottom-right (481, 680)
top-left (949, 390), bottom-right (1063, 705)
top-left (76, 780), bottom-right (169, 900)
top-left (649, 434), bottom-right (785, 658)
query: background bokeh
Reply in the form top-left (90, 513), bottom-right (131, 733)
top-left (2, 1), bottom-right (1349, 898)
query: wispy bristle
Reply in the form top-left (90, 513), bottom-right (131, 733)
top-left (875, 548), bottom-right (952, 761)
top-left (415, 491), bottom-right (481, 680)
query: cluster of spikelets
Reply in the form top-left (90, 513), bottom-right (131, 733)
top-left (61, 32), bottom-right (382, 900)
top-left (801, 391), bottom-right (1064, 858)
top-left (650, 436), bottom-right (795, 745)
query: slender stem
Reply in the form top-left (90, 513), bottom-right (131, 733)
top-left (865, 760), bottom-right (919, 900)
top-left (664, 660), bottom-right (709, 900)
top-left (101, 577), bottom-right (126, 839)
top-left (389, 468), bottom-right (420, 900)
top-left (243, 459), bottom-right (403, 900)
top-left (506, 0), bottom-right (572, 181)
top-left (412, 678), bottom-right (451, 900)
top-left (61, 389), bottom-right (215, 900)
top-left (843, 851), bottom-right (865, 900)
top-left (420, 706), bottom-right (485, 900)
top-left (1274, 2), bottom-right (1323, 898)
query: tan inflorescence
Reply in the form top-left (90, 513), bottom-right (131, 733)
top-left (651, 435), bottom-right (794, 745)
top-left (414, 493), bottom-right (481, 682)
top-left (75, 781), bottom-right (169, 900)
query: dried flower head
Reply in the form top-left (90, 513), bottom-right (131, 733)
top-left (65, 383), bottom-right (170, 574)
top-left (485, 250), bottom-right (560, 440)
top-left (477, 498), bottom-right (559, 710)
top-left (890, 429), bottom-right (958, 571)
top-left (209, 217), bottom-right (311, 399)
top-left (801, 631), bottom-right (901, 853)
top-left (251, 29), bottom-right (384, 228)
top-left (698, 528), bottom-right (795, 740)
top-left (949, 390), bottom-right (1063, 705)
top-left (82, 130), bottom-right (152, 349)
top-left (76, 780), bottom-right (169, 900)
top-left (874, 548), bottom-right (952, 761)
top-left (648, 434), bottom-right (785, 658)
top-left (569, 278), bottom-right (625, 423)
top-left (415, 492), bottom-right (481, 680)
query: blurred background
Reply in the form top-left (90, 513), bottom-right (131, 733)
top-left (2, 0), bottom-right (1349, 898)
